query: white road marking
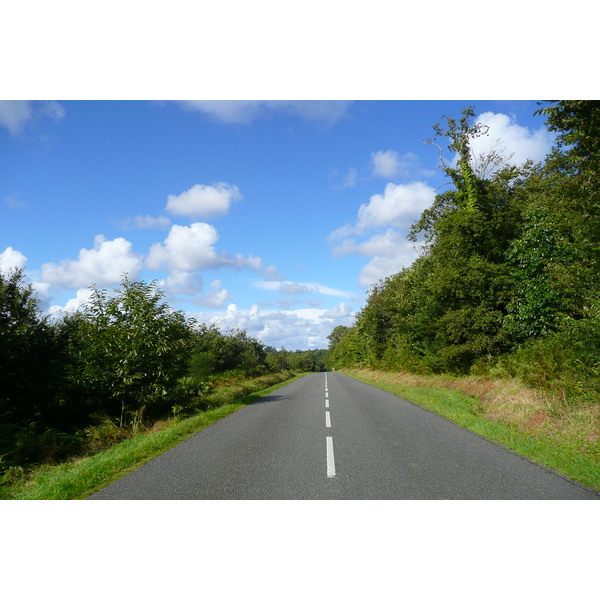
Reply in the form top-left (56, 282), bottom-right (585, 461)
top-left (325, 391), bottom-right (329, 398)
top-left (325, 397), bottom-right (329, 408)
top-left (326, 411), bottom-right (331, 428)
top-left (326, 436), bottom-right (336, 478)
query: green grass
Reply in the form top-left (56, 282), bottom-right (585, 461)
top-left (345, 370), bottom-right (600, 493)
top-left (2, 371), bottom-right (306, 500)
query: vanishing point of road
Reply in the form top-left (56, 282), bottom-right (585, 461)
top-left (89, 373), bottom-right (599, 500)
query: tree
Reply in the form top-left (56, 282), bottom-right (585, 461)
top-left (406, 108), bottom-right (528, 371)
top-left (327, 326), bottom-right (352, 349)
top-left (535, 100), bottom-right (600, 191)
top-left (506, 102), bottom-right (600, 341)
top-left (65, 277), bottom-right (194, 424)
top-left (0, 267), bottom-right (59, 426)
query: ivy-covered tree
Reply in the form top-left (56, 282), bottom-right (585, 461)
top-left (406, 108), bottom-right (529, 371)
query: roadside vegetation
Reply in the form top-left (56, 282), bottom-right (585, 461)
top-left (325, 101), bottom-right (600, 488)
top-left (0, 271), bottom-right (325, 499)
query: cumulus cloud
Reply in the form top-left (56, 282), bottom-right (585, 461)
top-left (0, 246), bottom-right (28, 272)
top-left (332, 228), bottom-right (406, 258)
top-left (450, 111), bottom-right (556, 177)
top-left (371, 150), bottom-right (420, 179)
top-left (159, 270), bottom-right (204, 296)
top-left (30, 281), bottom-right (52, 311)
top-left (357, 252), bottom-right (418, 287)
top-left (115, 215), bottom-right (171, 230)
top-left (177, 100), bottom-right (352, 126)
top-left (332, 230), bottom-right (420, 287)
top-left (321, 302), bottom-right (353, 319)
top-left (0, 100), bottom-right (65, 135)
top-left (329, 181), bottom-right (436, 241)
top-left (48, 288), bottom-right (95, 317)
top-left (41, 235), bottom-right (143, 289)
top-left (475, 112), bottom-right (553, 165)
top-left (166, 183), bottom-right (242, 219)
top-left (190, 301), bottom-right (356, 349)
top-left (147, 222), bottom-right (262, 272)
top-left (193, 279), bottom-right (233, 308)
top-left (329, 181), bottom-right (435, 287)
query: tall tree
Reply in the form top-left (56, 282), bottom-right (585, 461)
top-left (0, 267), bottom-right (59, 427)
top-left (506, 101), bottom-right (600, 340)
top-left (407, 108), bottom-right (528, 371)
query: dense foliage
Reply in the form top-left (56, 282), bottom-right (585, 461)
top-left (0, 272), bottom-right (325, 471)
top-left (325, 101), bottom-right (600, 403)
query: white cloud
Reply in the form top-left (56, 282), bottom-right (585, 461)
top-left (262, 265), bottom-right (285, 281)
top-left (451, 112), bottom-right (555, 177)
top-left (41, 235), bottom-right (143, 289)
top-left (115, 215), bottom-right (171, 230)
top-left (30, 280), bottom-right (52, 311)
top-left (41, 101), bottom-right (66, 122)
top-left (331, 229), bottom-right (420, 287)
top-left (193, 279), bottom-right (233, 308)
top-left (321, 302), bottom-right (353, 319)
top-left (329, 181), bottom-right (434, 287)
top-left (190, 301), bottom-right (356, 349)
top-left (177, 100), bottom-right (351, 126)
top-left (332, 228), bottom-right (405, 258)
top-left (370, 150), bottom-right (420, 179)
top-left (0, 100), bottom-right (65, 135)
top-left (255, 280), bottom-right (352, 297)
top-left (371, 150), bottom-right (399, 178)
top-left (48, 288), bottom-right (94, 316)
top-left (159, 270), bottom-right (204, 296)
top-left (357, 252), bottom-right (418, 287)
top-left (147, 222), bottom-right (262, 272)
top-left (0, 246), bottom-right (28, 271)
top-left (158, 272), bottom-right (232, 308)
top-left (0, 101), bottom-right (33, 135)
top-left (341, 168), bottom-right (358, 188)
top-left (329, 181), bottom-right (436, 241)
top-left (166, 183), bottom-right (242, 219)
top-left (279, 282), bottom-right (315, 295)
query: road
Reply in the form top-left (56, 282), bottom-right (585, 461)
top-left (88, 372), bottom-right (599, 499)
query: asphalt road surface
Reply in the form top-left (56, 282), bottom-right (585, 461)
top-left (88, 372), bottom-right (599, 500)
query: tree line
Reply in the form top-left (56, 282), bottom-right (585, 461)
top-left (0, 273), bottom-right (325, 469)
top-left (325, 101), bottom-right (600, 403)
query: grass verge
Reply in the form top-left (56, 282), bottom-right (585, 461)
top-left (2, 371), bottom-right (305, 500)
top-left (343, 368), bottom-right (600, 493)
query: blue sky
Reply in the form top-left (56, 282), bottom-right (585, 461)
top-left (1, 99), bottom-right (557, 349)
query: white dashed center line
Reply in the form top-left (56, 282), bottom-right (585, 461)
top-left (326, 411), bottom-right (331, 428)
top-left (326, 436), bottom-right (336, 478)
